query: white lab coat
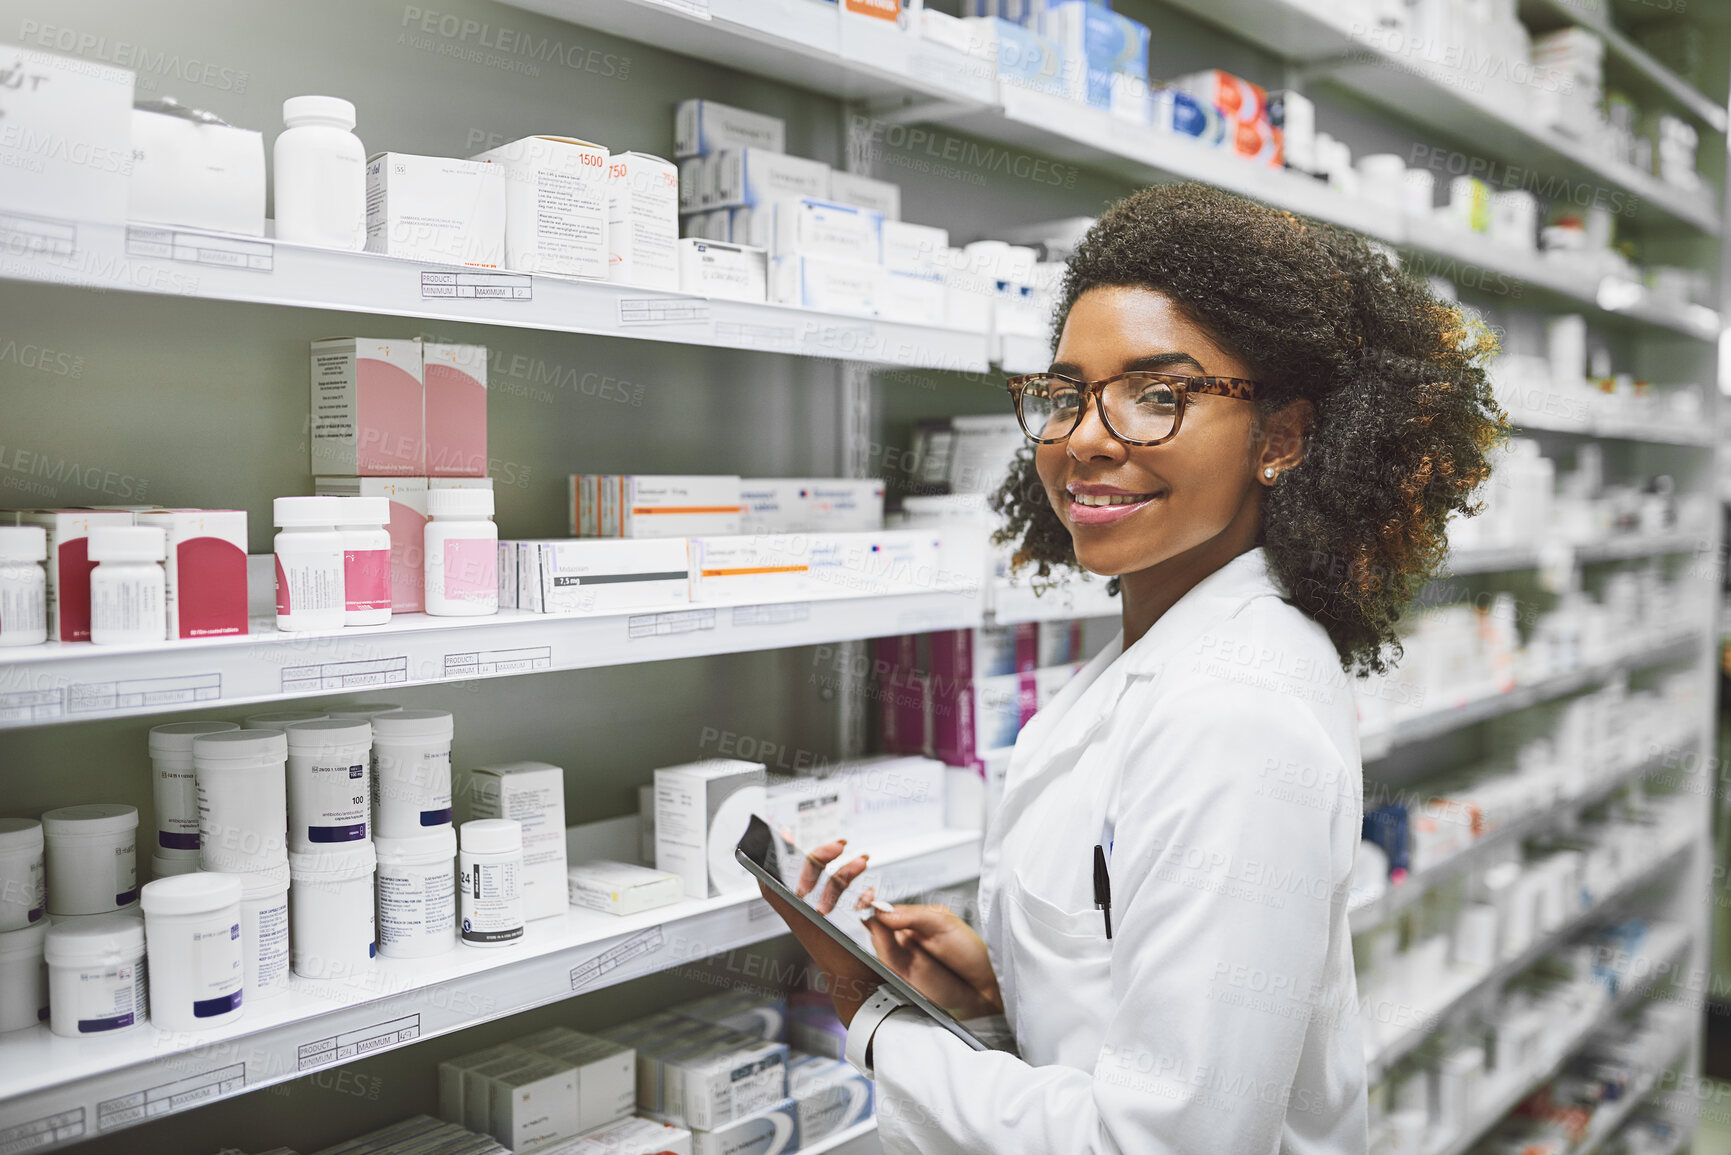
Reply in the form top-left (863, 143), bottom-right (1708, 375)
top-left (866, 548), bottom-right (1369, 1154)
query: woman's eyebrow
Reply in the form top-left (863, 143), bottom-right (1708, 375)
top-left (1125, 352), bottom-right (1207, 374)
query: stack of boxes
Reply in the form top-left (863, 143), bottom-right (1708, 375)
top-left (437, 1029), bottom-right (638, 1152)
top-left (310, 337), bottom-right (488, 614)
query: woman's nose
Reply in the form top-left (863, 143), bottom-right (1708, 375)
top-left (1069, 393), bottom-right (1127, 462)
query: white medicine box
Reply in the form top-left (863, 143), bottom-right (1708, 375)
top-left (310, 337), bottom-right (426, 477)
top-left (473, 135), bottom-right (610, 280)
top-left (467, 762), bottom-right (568, 921)
top-left (606, 151), bottom-right (679, 292)
top-left (654, 760), bottom-right (767, 898)
top-left (675, 99), bottom-right (787, 158)
top-left (677, 238), bottom-right (768, 303)
top-left (365, 151), bottom-right (507, 268)
top-left (0, 44), bottom-right (134, 229)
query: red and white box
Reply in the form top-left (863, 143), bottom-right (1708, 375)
top-left (20, 510), bottom-right (136, 642)
top-left (315, 477), bottom-right (429, 613)
top-left (606, 151), bottom-right (680, 292)
top-left (423, 343), bottom-right (487, 478)
top-left (310, 337), bottom-right (425, 476)
top-left (134, 509), bottom-right (248, 638)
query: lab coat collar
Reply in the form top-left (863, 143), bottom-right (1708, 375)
top-left (1117, 547), bottom-right (1285, 678)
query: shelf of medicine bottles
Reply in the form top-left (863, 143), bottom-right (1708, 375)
top-left (1347, 740), bottom-right (1693, 936)
top-left (0, 221), bottom-right (993, 374)
top-left (1443, 530), bottom-right (1707, 577)
top-left (0, 827), bottom-right (982, 1153)
top-left (1366, 855), bottom-right (1693, 1082)
top-left (1572, 1032), bottom-right (1693, 1155)
top-left (1524, 0), bottom-right (1728, 133)
top-left (1509, 409), bottom-right (1716, 448)
top-left (1357, 633), bottom-right (1699, 762)
top-left (0, 585), bottom-right (982, 731)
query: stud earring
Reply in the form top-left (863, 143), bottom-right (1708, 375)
top-left (1263, 467), bottom-right (1276, 480)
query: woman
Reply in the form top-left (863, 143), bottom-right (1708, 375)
top-left (762, 183), bottom-right (1504, 1154)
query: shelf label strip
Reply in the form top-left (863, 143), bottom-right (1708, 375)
top-left (281, 655), bottom-right (409, 693)
top-left (731, 603), bottom-right (811, 627)
top-left (0, 211), bottom-right (76, 258)
top-left (96, 1063), bottom-right (244, 1130)
top-left (0, 1108), bottom-right (85, 1154)
top-left (571, 926), bottom-right (665, 991)
top-left (714, 320), bottom-right (797, 351)
top-left (421, 270), bottom-right (532, 300)
top-left (642, 0), bottom-right (712, 20)
top-left (628, 608), bottom-right (717, 639)
top-left (297, 1013), bottom-right (422, 1072)
top-left (618, 297), bottom-right (710, 326)
top-left (125, 226), bottom-right (273, 272)
top-left (443, 645), bottom-right (553, 677)
top-left (67, 672), bottom-right (221, 714)
top-left (0, 688), bottom-right (65, 723)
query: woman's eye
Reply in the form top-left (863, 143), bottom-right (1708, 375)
top-left (1135, 391), bottom-right (1177, 410)
top-left (1050, 390), bottom-right (1081, 411)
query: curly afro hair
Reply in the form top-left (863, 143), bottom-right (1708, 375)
top-left (990, 183), bottom-right (1507, 675)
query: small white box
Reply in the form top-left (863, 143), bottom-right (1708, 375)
top-left (568, 859), bottom-right (684, 916)
top-left (0, 44), bottom-right (134, 228)
top-left (607, 151), bottom-right (680, 291)
top-left (817, 529), bottom-right (943, 597)
top-left (423, 342), bottom-right (488, 478)
top-left (467, 762), bottom-right (568, 920)
top-left (676, 99), bottom-right (787, 158)
top-left (687, 534), bottom-right (829, 602)
top-left (490, 1055), bottom-right (581, 1152)
top-left (833, 755), bottom-right (947, 844)
top-left (466, 1051), bottom-right (540, 1135)
top-left (314, 476), bottom-right (429, 613)
top-left (518, 539), bottom-right (690, 614)
top-left (880, 271), bottom-right (949, 325)
top-left (826, 171), bottom-right (901, 220)
top-left (771, 255), bottom-right (882, 316)
top-left (439, 1043), bottom-right (522, 1124)
top-left (562, 1116), bottom-right (692, 1155)
top-left (21, 510), bottom-right (137, 642)
top-left (520, 1029), bottom-right (639, 1132)
top-left (365, 151), bottom-right (507, 267)
top-left (677, 156), bottom-right (704, 214)
top-left (688, 1101), bottom-right (798, 1155)
top-left (787, 1053), bottom-right (873, 1147)
top-left (678, 238), bottom-right (768, 302)
top-left (654, 760), bottom-right (767, 897)
top-left (573, 475), bottom-right (743, 539)
top-left (739, 480), bottom-right (884, 533)
top-left (664, 1036), bottom-right (789, 1130)
top-left (675, 989), bottom-right (788, 1041)
top-left (769, 198), bottom-right (882, 262)
top-left (130, 108), bottom-right (265, 236)
top-left (474, 135), bottom-right (610, 279)
top-left (882, 220), bottom-right (950, 277)
top-left (711, 148), bottom-right (830, 208)
top-left (134, 510), bottom-right (248, 639)
top-left (310, 337), bottom-right (425, 477)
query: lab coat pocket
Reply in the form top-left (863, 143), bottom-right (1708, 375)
top-left (1002, 868), bottom-right (1113, 1068)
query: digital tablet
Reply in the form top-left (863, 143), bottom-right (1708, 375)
top-left (735, 814), bottom-right (991, 1052)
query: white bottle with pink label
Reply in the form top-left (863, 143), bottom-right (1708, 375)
top-left (274, 496), bottom-right (346, 632)
top-left (337, 496), bottom-right (392, 626)
top-left (423, 489), bottom-right (498, 617)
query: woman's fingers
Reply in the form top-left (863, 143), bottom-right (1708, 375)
top-left (793, 838), bottom-right (848, 898)
top-left (812, 853), bottom-right (870, 914)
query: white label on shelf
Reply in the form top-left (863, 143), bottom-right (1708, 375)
top-left (125, 226), bottom-right (273, 272)
top-left (628, 608), bottom-right (716, 639)
top-left (443, 645), bottom-right (553, 677)
top-left (281, 655), bottom-right (409, 692)
top-left (618, 297), bottom-right (710, 326)
top-left (714, 320), bottom-right (797, 352)
top-left (67, 672), bottom-right (222, 714)
top-left (642, 0), bottom-right (711, 18)
top-left (0, 688), bottom-right (64, 723)
top-left (96, 1063), bottom-right (245, 1130)
top-left (420, 271), bottom-right (532, 300)
top-left (570, 926), bottom-right (665, 991)
top-left (0, 1108), bottom-right (85, 1153)
top-left (297, 1014), bottom-right (422, 1072)
top-left (0, 211), bottom-right (76, 258)
top-left (731, 603), bottom-right (810, 627)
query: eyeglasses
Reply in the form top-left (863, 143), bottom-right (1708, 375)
top-left (1006, 371), bottom-right (1260, 447)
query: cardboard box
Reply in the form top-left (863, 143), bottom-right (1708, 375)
top-left (365, 151), bottom-right (507, 267)
top-left (559, 1115), bottom-right (692, 1155)
top-left (607, 151), bottom-right (680, 291)
top-left (314, 477), bottom-right (429, 613)
top-left (676, 100), bottom-right (786, 158)
top-left (677, 238), bottom-right (768, 302)
top-left (490, 1055), bottom-right (580, 1152)
top-left (832, 755), bottom-right (946, 844)
top-left (130, 108), bottom-right (265, 235)
top-left (21, 510), bottom-right (136, 641)
top-left (310, 337), bottom-right (426, 477)
top-left (572, 475), bottom-right (743, 539)
top-left (675, 989), bottom-right (788, 1042)
top-left (474, 135), bottom-right (610, 279)
top-left (423, 343), bottom-right (488, 478)
top-left (467, 762), bottom-right (568, 921)
top-left (879, 270), bottom-right (949, 324)
top-left (0, 44), bottom-right (134, 229)
top-left (771, 254), bottom-right (882, 316)
top-left (816, 529), bottom-right (943, 597)
top-left (767, 198), bottom-right (882, 262)
top-left (827, 171), bottom-right (901, 220)
top-left (438, 1043), bottom-right (523, 1124)
top-left (739, 479), bottom-right (885, 534)
top-left (654, 760), bottom-right (767, 897)
top-left (520, 1029), bottom-right (638, 1132)
top-left (687, 534), bottom-right (830, 602)
top-left (788, 993), bottom-right (846, 1061)
top-left (567, 859), bottom-right (683, 916)
top-left (662, 1033), bottom-right (788, 1130)
top-left (465, 1050), bottom-right (539, 1135)
top-left (134, 510), bottom-right (248, 639)
top-left (787, 1053), bottom-right (873, 1147)
top-left (516, 538), bottom-right (690, 615)
top-left (710, 148), bottom-right (830, 209)
top-left (881, 220), bottom-right (950, 277)
top-left (687, 1099), bottom-right (798, 1155)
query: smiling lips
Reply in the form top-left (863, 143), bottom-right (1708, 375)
top-left (1065, 484), bottom-right (1160, 526)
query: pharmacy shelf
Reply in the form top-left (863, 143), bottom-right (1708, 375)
top-left (1358, 633), bottom-right (1699, 761)
top-left (0, 828), bottom-right (981, 1152)
top-left (1576, 1033), bottom-right (1694, 1155)
top-left (1348, 741), bottom-right (1691, 935)
top-left (988, 578), bottom-right (1119, 626)
top-left (0, 219), bottom-right (992, 373)
top-left (0, 586), bottom-right (983, 731)
top-left (1366, 855), bottom-right (1693, 1081)
top-left (1524, 0), bottom-right (1729, 133)
top-left (804, 1119), bottom-right (879, 1155)
top-left (1443, 531), bottom-right (1707, 576)
top-left (1510, 409), bottom-right (1716, 447)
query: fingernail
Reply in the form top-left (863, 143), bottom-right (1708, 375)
top-left (872, 899), bottom-right (895, 914)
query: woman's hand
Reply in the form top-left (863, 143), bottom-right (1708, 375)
top-left (757, 837), bottom-right (881, 1026)
top-left (859, 890), bottom-right (1003, 1020)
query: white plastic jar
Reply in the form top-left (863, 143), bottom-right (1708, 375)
top-left (140, 873), bottom-right (244, 1030)
top-left (371, 709), bottom-right (454, 837)
top-left (151, 854), bottom-right (201, 879)
top-left (338, 496), bottom-right (393, 626)
top-left (274, 95), bottom-right (366, 251)
top-left (42, 804), bottom-right (138, 915)
top-left (375, 827), bottom-right (457, 959)
top-left (239, 864), bottom-right (291, 1001)
top-left (424, 488), bottom-right (498, 617)
top-left (0, 921), bottom-right (49, 1032)
top-left (289, 841), bottom-right (377, 979)
top-left (283, 718), bottom-right (373, 850)
top-left (0, 525), bottom-right (48, 647)
top-left (0, 819), bottom-right (45, 931)
top-left (148, 721), bottom-right (240, 859)
top-left (274, 496), bottom-right (346, 632)
top-left (323, 702), bottom-right (400, 722)
top-left (88, 526), bottom-right (167, 645)
top-left (244, 708), bottom-right (327, 731)
top-left (459, 819), bottom-right (524, 948)
top-left (194, 729), bottom-right (289, 871)
top-left (45, 913), bottom-right (148, 1036)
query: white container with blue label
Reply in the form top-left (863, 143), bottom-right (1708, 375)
top-left (43, 914), bottom-right (147, 1037)
top-left (289, 840), bottom-right (377, 979)
top-left (283, 718), bottom-right (373, 851)
top-left (140, 873), bottom-right (244, 1031)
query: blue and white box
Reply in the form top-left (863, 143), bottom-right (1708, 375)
top-left (787, 1053), bottom-right (874, 1146)
top-left (678, 238), bottom-right (768, 302)
top-left (1040, 0), bottom-right (1150, 119)
top-left (711, 148), bottom-right (831, 209)
top-left (770, 198), bottom-right (883, 262)
top-left (966, 17), bottom-right (1069, 96)
top-left (689, 1099), bottom-right (798, 1155)
top-left (882, 220), bottom-right (950, 277)
top-left (676, 99), bottom-right (786, 158)
top-left (827, 171), bottom-right (902, 220)
top-left (771, 254), bottom-right (883, 316)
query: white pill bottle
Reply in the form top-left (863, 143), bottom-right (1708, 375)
top-left (274, 95), bottom-right (366, 251)
top-left (338, 496), bottom-right (392, 626)
top-left (140, 873), bottom-right (244, 1031)
top-left (44, 914), bottom-right (148, 1037)
top-left (424, 488), bottom-right (498, 617)
top-left (376, 827), bottom-right (457, 959)
top-left (88, 526), bottom-right (168, 645)
top-left (0, 525), bottom-right (47, 647)
top-left (274, 496), bottom-right (346, 632)
top-left (458, 819), bottom-right (523, 948)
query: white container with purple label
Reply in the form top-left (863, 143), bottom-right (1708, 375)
top-left (284, 718), bottom-right (373, 851)
top-left (44, 913), bottom-right (147, 1037)
top-left (140, 873), bottom-right (244, 1031)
